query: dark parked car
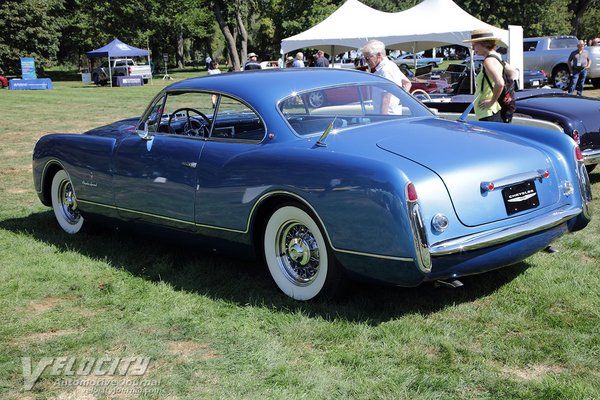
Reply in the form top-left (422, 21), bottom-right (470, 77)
top-left (461, 59), bottom-right (548, 89)
top-left (32, 69), bottom-right (592, 301)
top-left (522, 69), bottom-right (548, 88)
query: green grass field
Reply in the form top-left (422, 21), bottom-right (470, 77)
top-left (1, 72), bottom-right (599, 399)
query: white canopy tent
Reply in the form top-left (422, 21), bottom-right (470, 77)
top-left (281, 0), bottom-right (509, 54)
top-left (280, 0), bottom-right (396, 54)
top-left (281, 0), bottom-right (523, 88)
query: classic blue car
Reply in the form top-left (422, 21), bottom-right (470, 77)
top-left (33, 69), bottom-right (592, 300)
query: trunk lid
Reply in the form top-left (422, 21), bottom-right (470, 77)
top-left (376, 119), bottom-right (560, 226)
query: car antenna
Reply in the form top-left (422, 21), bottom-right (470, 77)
top-left (315, 117), bottom-right (337, 147)
top-left (458, 92), bottom-right (481, 123)
top-left (457, 102), bottom-right (475, 122)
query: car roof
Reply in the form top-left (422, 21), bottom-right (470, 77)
top-left (164, 68), bottom-right (383, 106)
top-left (524, 35), bottom-right (578, 40)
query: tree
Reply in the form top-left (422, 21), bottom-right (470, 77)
top-left (151, 0), bottom-right (213, 68)
top-left (578, 0), bottom-right (600, 41)
top-left (569, 0), bottom-right (592, 36)
top-left (0, 0), bottom-right (64, 74)
top-left (456, 0), bottom-right (572, 37)
top-left (210, 0), bottom-right (252, 71)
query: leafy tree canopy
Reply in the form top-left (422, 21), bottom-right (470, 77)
top-left (0, 0), bottom-right (64, 74)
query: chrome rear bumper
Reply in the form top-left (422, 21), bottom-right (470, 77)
top-left (429, 206), bottom-right (581, 256)
top-left (582, 148), bottom-right (600, 166)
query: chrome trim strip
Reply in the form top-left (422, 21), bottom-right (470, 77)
top-left (429, 206), bottom-right (581, 256)
top-left (582, 148), bottom-right (600, 166)
top-left (77, 195), bottom-right (415, 263)
top-left (331, 248), bottom-right (413, 262)
top-left (481, 169), bottom-right (547, 192)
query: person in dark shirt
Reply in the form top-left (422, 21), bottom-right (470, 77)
top-left (567, 40), bottom-right (592, 96)
top-left (243, 53), bottom-right (262, 70)
top-left (315, 50), bottom-right (330, 68)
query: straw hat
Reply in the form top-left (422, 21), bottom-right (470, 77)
top-left (463, 28), bottom-right (502, 43)
top-left (247, 52), bottom-right (258, 58)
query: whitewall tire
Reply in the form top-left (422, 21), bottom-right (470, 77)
top-left (264, 205), bottom-right (341, 301)
top-left (51, 170), bottom-right (84, 234)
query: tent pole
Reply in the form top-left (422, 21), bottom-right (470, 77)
top-left (331, 45), bottom-right (334, 67)
top-left (148, 38), bottom-right (153, 85)
top-left (412, 42), bottom-right (417, 70)
top-left (109, 55), bottom-right (112, 87)
top-left (469, 48), bottom-right (474, 94)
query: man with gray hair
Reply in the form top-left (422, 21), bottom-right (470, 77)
top-left (567, 40), bottom-right (591, 96)
top-left (361, 39), bottom-right (411, 114)
top-left (292, 52), bottom-right (305, 68)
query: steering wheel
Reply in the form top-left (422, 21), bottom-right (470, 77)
top-left (167, 107), bottom-right (211, 136)
top-left (411, 89), bottom-right (432, 102)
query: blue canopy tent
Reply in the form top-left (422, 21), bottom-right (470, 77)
top-left (86, 38), bottom-right (151, 86)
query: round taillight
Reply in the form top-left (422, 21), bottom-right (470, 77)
top-left (543, 170), bottom-right (550, 178)
top-left (487, 182), bottom-right (495, 191)
top-left (575, 146), bottom-right (583, 161)
top-left (573, 129), bottom-right (580, 144)
top-left (406, 182), bottom-right (418, 202)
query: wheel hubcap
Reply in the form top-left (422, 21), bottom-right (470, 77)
top-left (277, 221), bottom-right (320, 286)
top-left (555, 71), bottom-right (569, 89)
top-left (59, 180), bottom-right (80, 225)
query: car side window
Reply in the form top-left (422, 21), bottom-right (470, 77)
top-left (524, 41), bottom-right (537, 52)
top-left (159, 92), bottom-right (216, 136)
top-left (210, 95), bottom-right (265, 142)
top-left (549, 38), bottom-right (578, 49)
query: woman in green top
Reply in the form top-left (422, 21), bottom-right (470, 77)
top-left (464, 29), bottom-right (505, 122)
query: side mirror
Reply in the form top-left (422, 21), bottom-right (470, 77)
top-left (137, 121), bottom-right (153, 140)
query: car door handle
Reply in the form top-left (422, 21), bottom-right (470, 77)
top-left (181, 162), bottom-right (197, 168)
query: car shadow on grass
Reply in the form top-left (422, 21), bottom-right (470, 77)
top-left (0, 211), bottom-right (530, 325)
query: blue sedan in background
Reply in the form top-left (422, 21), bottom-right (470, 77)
top-left (33, 69), bottom-right (592, 300)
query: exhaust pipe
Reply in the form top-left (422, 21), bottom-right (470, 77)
top-left (434, 279), bottom-right (463, 288)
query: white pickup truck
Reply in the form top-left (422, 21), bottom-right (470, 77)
top-left (92, 58), bottom-right (152, 85)
top-left (522, 35), bottom-right (600, 89)
top-left (587, 45), bottom-right (600, 88)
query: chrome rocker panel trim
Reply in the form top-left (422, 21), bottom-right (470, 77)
top-left (429, 206), bottom-right (582, 256)
top-left (77, 196), bottom-right (414, 263)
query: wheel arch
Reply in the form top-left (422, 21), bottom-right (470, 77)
top-left (250, 192), bottom-right (331, 260)
top-left (40, 160), bottom-right (66, 207)
top-left (550, 63), bottom-right (570, 87)
top-left (551, 62), bottom-right (569, 75)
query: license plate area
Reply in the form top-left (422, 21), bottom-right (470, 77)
top-left (502, 180), bottom-right (539, 215)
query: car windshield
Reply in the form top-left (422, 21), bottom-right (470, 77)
top-left (279, 82), bottom-right (433, 136)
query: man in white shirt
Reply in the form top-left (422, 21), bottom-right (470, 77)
top-left (292, 52), bottom-right (305, 68)
top-left (361, 40), bottom-right (411, 114)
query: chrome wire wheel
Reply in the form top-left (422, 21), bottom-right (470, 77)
top-left (51, 170), bottom-right (84, 234)
top-left (276, 220), bottom-right (321, 286)
top-left (264, 205), bottom-right (338, 300)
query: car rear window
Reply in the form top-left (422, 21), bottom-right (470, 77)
top-left (279, 83), bottom-right (432, 136)
top-left (549, 38), bottom-right (578, 49)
